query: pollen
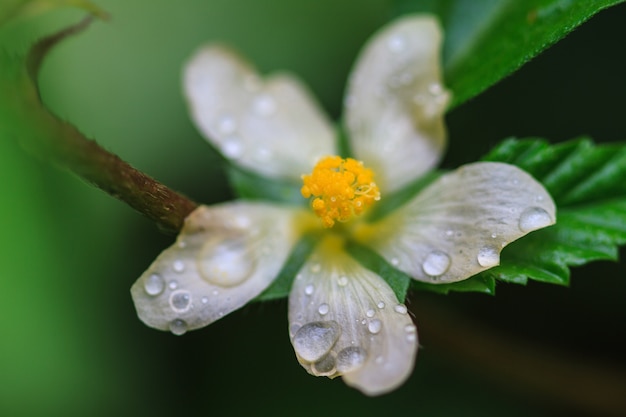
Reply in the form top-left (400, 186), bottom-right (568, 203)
top-left (301, 156), bottom-right (381, 228)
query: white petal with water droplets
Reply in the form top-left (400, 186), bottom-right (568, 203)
top-left (288, 238), bottom-right (417, 395)
top-left (131, 202), bottom-right (305, 333)
top-left (359, 162), bottom-right (556, 283)
top-left (345, 15), bottom-right (449, 193)
top-left (183, 46), bottom-right (335, 181)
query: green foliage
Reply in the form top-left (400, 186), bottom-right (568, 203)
top-left (257, 233), bottom-right (319, 301)
top-left (395, 0), bottom-right (626, 107)
top-left (478, 138), bottom-right (626, 286)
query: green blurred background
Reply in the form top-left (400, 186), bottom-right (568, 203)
top-left (1, 1), bottom-right (625, 416)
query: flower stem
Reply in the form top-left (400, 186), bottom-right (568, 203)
top-left (17, 16), bottom-right (197, 233)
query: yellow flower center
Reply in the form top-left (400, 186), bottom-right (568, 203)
top-left (301, 156), bottom-right (381, 228)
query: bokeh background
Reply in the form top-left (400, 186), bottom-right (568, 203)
top-left (1, 1), bottom-right (625, 416)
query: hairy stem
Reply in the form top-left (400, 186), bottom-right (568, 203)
top-left (18, 16), bottom-right (197, 233)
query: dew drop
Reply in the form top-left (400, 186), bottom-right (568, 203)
top-left (253, 94), bottom-right (276, 116)
top-left (173, 260), bottom-right (185, 273)
top-left (222, 138), bottom-right (244, 159)
top-left (304, 284), bottom-right (314, 296)
top-left (422, 250), bottom-right (451, 276)
top-left (428, 82), bottom-right (443, 95)
top-left (169, 290), bottom-right (192, 313)
top-left (289, 323), bottom-right (301, 337)
top-left (387, 34), bottom-right (406, 52)
top-left (519, 206), bottom-right (553, 232)
top-left (212, 289), bottom-right (219, 296)
top-left (217, 116), bottom-right (236, 134)
top-left (365, 309), bottom-right (375, 318)
top-left (391, 257), bottom-right (400, 266)
top-left (318, 303), bottom-right (330, 315)
top-left (312, 354), bottom-right (336, 376)
top-left (201, 296), bottom-right (209, 304)
top-left (477, 247), bottom-right (500, 267)
top-left (336, 346), bottom-right (367, 373)
top-left (169, 319), bottom-right (188, 336)
top-left (394, 304), bottom-right (408, 315)
top-left (406, 333), bottom-right (417, 343)
top-left (144, 273), bottom-right (165, 296)
top-left (368, 319), bottom-right (382, 335)
top-left (405, 324), bottom-right (416, 334)
top-left (491, 233), bottom-right (497, 239)
top-left (292, 321), bottom-right (341, 362)
top-left (197, 237), bottom-right (255, 287)
top-left (445, 229), bottom-right (454, 237)
top-left (337, 276), bottom-right (348, 287)
top-left (377, 301), bottom-right (385, 309)
top-left (168, 280), bottom-right (178, 290)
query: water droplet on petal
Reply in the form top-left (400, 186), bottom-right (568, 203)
top-left (318, 303), bottom-right (330, 315)
top-left (394, 304), bottom-right (408, 315)
top-left (368, 319), bottom-right (382, 335)
top-left (406, 333), bottom-right (417, 343)
top-left (387, 34), bottom-right (406, 52)
top-left (312, 354), bottom-right (336, 376)
top-left (477, 247), bottom-right (500, 267)
top-left (217, 115), bottom-right (236, 134)
top-left (336, 346), bottom-right (367, 373)
top-left (491, 233), bottom-right (497, 239)
top-left (144, 273), bottom-right (165, 296)
top-left (337, 276), bottom-right (348, 287)
top-left (293, 321), bottom-right (341, 362)
top-left (405, 324), bottom-right (416, 334)
top-left (422, 250), bottom-right (451, 276)
top-left (173, 260), bottom-right (185, 273)
top-left (304, 284), bottom-right (314, 296)
top-left (365, 309), bottom-right (375, 318)
top-left (377, 301), bottom-right (385, 309)
top-left (253, 94), bottom-right (276, 116)
top-left (169, 319), bottom-right (187, 336)
top-left (169, 290), bottom-right (192, 313)
top-left (201, 296), bottom-right (209, 304)
top-left (222, 138), bottom-right (244, 159)
top-left (391, 257), bottom-right (400, 266)
top-left (168, 280), bottom-right (178, 290)
top-left (519, 206), bottom-right (553, 232)
top-left (197, 237), bottom-right (255, 287)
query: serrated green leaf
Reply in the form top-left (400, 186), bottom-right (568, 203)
top-left (394, 0), bottom-right (626, 107)
top-left (479, 138), bottom-right (626, 286)
top-left (411, 274), bottom-right (496, 295)
top-left (0, 0), bottom-right (107, 26)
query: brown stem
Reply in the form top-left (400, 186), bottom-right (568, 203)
top-left (21, 16), bottom-right (197, 233)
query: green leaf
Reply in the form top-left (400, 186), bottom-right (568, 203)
top-left (479, 138), bottom-right (626, 286)
top-left (256, 233), bottom-right (319, 301)
top-left (346, 241), bottom-right (411, 302)
top-left (394, 0), bottom-right (626, 107)
top-left (0, 0), bottom-right (107, 26)
top-left (411, 274), bottom-right (496, 295)
top-left (228, 165), bottom-right (305, 205)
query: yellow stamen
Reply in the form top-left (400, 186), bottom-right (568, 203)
top-left (301, 156), bottom-right (381, 228)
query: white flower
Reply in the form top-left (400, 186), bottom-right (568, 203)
top-left (131, 15), bottom-right (556, 395)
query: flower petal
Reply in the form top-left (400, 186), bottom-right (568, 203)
top-left (345, 15), bottom-right (450, 193)
top-left (183, 45), bottom-right (336, 181)
top-left (357, 162), bottom-right (556, 283)
top-left (131, 202), bottom-right (305, 335)
top-left (288, 237), bottom-right (417, 395)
